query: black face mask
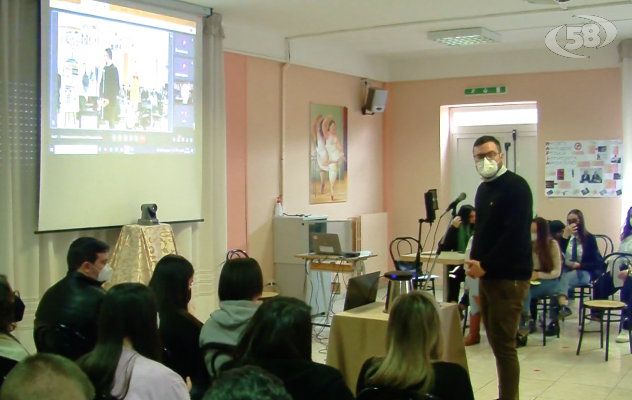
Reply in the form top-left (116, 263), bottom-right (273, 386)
top-left (13, 292), bottom-right (25, 322)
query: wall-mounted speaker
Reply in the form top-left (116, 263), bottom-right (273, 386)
top-left (362, 87), bottom-right (388, 115)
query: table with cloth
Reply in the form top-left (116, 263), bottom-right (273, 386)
top-left (326, 301), bottom-right (468, 394)
top-left (104, 224), bottom-right (178, 289)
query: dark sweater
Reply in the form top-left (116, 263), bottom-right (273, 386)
top-left (34, 272), bottom-right (105, 360)
top-left (470, 170), bottom-right (533, 280)
top-left (356, 358), bottom-right (474, 400)
top-left (237, 359), bottom-right (354, 400)
top-left (159, 309), bottom-right (207, 391)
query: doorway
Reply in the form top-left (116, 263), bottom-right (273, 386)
top-left (449, 104), bottom-right (538, 214)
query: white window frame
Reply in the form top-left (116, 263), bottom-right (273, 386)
top-left (450, 103), bottom-right (538, 129)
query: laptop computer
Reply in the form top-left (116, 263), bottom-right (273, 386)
top-left (310, 233), bottom-right (344, 256)
top-left (343, 271), bottom-right (381, 311)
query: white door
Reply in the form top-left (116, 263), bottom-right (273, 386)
top-left (450, 126), bottom-right (538, 214)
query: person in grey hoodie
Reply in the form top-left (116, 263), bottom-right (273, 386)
top-left (199, 258), bottom-right (263, 376)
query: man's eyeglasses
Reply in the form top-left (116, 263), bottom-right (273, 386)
top-left (473, 151), bottom-right (499, 162)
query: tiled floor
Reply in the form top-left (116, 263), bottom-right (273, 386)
top-left (312, 287), bottom-right (632, 400)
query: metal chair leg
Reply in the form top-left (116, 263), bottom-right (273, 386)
top-left (577, 305), bottom-right (587, 356)
top-left (543, 299), bottom-right (547, 347)
top-left (462, 304), bottom-right (469, 335)
top-left (600, 316), bottom-right (604, 349)
top-left (605, 310), bottom-right (611, 362)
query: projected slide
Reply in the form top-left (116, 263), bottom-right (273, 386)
top-left (47, 0), bottom-right (197, 155)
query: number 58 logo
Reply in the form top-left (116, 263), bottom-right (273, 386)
top-left (545, 15), bottom-right (617, 58)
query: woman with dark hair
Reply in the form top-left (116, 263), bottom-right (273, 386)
top-left (77, 283), bottom-right (189, 399)
top-left (548, 209), bottom-right (605, 335)
top-left (231, 297), bottom-right (353, 400)
top-left (200, 258), bottom-right (263, 376)
top-left (148, 255), bottom-right (205, 394)
top-left (520, 218), bottom-right (561, 332)
top-left (439, 205), bottom-right (475, 304)
top-left (0, 275), bottom-right (29, 381)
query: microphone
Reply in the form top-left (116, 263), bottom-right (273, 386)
top-left (445, 192), bottom-right (466, 212)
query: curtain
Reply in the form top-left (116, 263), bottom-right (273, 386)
top-left (0, 0), bottom-right (227, 351)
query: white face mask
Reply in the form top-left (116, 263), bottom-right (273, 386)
top-left (96, 264), bottom-right (113, 282)
top-left (531, 233), bottom-right (538, 241)
top-left (476, 158), bottom-right (499, 179)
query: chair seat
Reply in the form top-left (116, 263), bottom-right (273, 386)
top-left (584, 300), bottom-right (626, 310)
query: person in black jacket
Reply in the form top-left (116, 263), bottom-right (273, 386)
top-left (546, 209), bottom-right (606, 336)
top-left (100, 48), bottom-right (120, 129)
top-left (148, 254), bottom-right (207, 398)
top-left (439, 205), bottom-right (475, 304)
top-left (34, 238), bottom-right (111, 361)
top-left (466, 136), bottom-right (533, 400)
top-left (229, 297), bottom-right (353, 400)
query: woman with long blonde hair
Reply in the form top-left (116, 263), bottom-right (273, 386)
top-left (356, 291), bottom-right (474, 399)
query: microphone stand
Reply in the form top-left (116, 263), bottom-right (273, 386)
top-left (420, 208), bottom-right (454, 293)
top-left (414, 218), bottom-right (433, 290)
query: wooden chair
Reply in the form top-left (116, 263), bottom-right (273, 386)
top-left (577, 300), bottom-right (631, 361)
top-left (226, 249), bottom-right (248, 261)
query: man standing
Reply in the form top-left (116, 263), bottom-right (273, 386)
top-left (100, 48), bottom-right (120, 129)
top-left (465, 136), bottom-right (533, 400)
top-left (34, 237), bottom-right (112, 360)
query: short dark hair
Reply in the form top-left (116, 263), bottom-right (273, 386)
top-left (236, 297), bottom-right (312, 362)
top-left (0, 353), bottom-right (95, 400)
top-left (473, 135), bottom-right (501, 153)
top-left (0, 275), bottom-right (15, 334)
top-left (218, 258), bottom-right (263, 302)
top-left (104, 48), bottom-right (112, 59)
top-left (204, 366), bottom-right (292, 400)
top-left (148, 254), bottom-right (194, 312)
top-left (66, 237), bottom-right (109, 272)
top-left (548, 220), bottom-right (565, 236)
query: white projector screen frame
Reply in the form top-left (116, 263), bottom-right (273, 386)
top-left (39, 0), bottom-right (205, 232)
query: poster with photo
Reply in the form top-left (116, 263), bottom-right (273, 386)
top-left (544, 140), bottom-right (622, 198)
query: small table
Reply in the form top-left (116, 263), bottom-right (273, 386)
top-left (259, 291), bottom-right (279, 301)
top-left (104, 224), bottom-right (178, 289)
top-left (400, 251), bottom-right (465, 302)
top-left (326, 301), bottom-right (468, 394)
top-left (295, 253), bottom-right (377, 325)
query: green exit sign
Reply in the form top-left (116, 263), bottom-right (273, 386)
top-left (464, 86), bottom-right (506, 95)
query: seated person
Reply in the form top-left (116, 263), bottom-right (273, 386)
top-left (356, 291), bottom-right (474, 400)
top-left (0, 353), bottom-right (95, 400)
top-left (615, 207), bottom-right (632, 343)
top-left (148, 255), bottom-right (206, 395)
top-left (200, 258), bottom-right (263, 376)
top-left (463, 236), bottom-right (481, 346)
top-left (438, 205), bottom-right (475, 304)
top-left (522, 218), bottom-right (561, 333)
top-left (548, 220), bottom-right (566, 248)
top-left (77, 283), bottom-right (189, 400)
top-left (0, 276), bottom-right (29, 385)
top-left (203, 366), bottom-right (291, 400)
top-left (550, 209), bottom-right (605, 334)
top-left (228, 297), bottom-right (353, 400)
top-left (34, 237), bottom-right (111, 360)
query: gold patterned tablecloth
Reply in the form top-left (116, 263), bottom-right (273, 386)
top-left (104, 224), bottom-right (178, 289)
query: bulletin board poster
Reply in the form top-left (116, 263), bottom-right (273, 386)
top-left (544, 140), bottom-right (622, 198)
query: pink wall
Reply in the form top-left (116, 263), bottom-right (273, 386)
top-left (224, 53), bottom-right (248, 252)
top-left (283, 66), bottom-right (385, 219)
top-left (385, 68), bottom-right (623, 247)
top-left (224, 55), bottom-right (385, 279)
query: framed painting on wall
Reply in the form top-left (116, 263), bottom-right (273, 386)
top-left (309, 103), bottom-right (348, 204)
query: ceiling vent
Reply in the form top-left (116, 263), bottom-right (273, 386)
top-left (428, 28), bottom-right (501, 46)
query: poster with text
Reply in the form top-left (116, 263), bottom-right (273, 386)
top-left (544, 140), bottom-right (622, 198)
top-left (309, 104), bottom-right (348, 204)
